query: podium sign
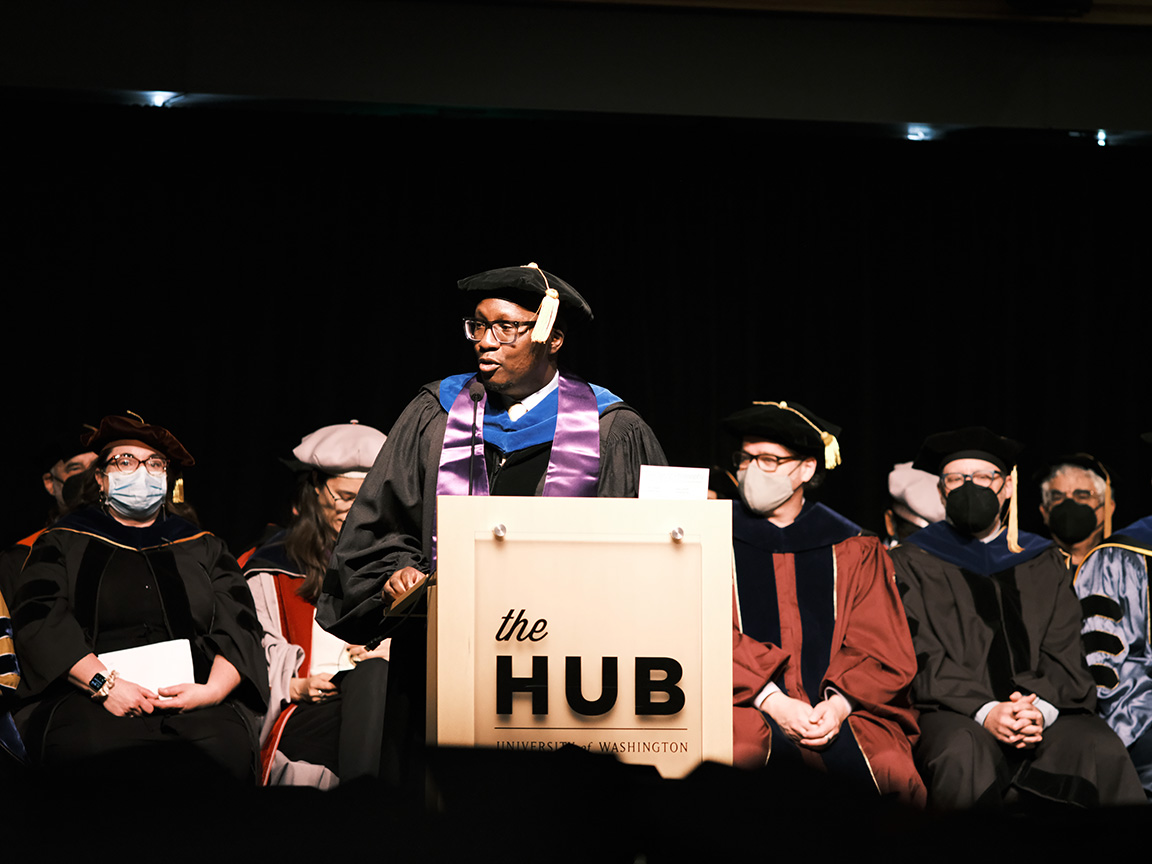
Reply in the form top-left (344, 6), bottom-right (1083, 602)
top-left (429, 496), bottom-right (732, 778)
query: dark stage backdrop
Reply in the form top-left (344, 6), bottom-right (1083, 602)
top-left (5, 98), bottom-right (1151, 553)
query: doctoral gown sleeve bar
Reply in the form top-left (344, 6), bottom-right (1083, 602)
top-left (1074, 545), bottom-right (1152, 747)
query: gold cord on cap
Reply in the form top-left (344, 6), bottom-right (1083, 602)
top-left (753, 400), bottom-right (842, 470)
top-left (172, 477), bottom-right (185, 504)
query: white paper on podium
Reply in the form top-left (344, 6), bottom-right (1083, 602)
top-left (638, 464), bottom-right (709, 500)
top-left (98, 639), bottom-right (195, 696)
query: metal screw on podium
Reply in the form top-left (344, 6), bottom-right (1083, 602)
top-left (670, 527), bottom-right (684, 542)
top-left (493, 523), bottom-right (507, 539)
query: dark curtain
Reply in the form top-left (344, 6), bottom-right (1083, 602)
top-left (5, 99), bottom-right (1150, 550)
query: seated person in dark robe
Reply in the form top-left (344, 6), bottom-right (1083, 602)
top-left (0, 427), bottom-right (96, 607)
top-left (317, 263), bottom-right (667, 786)
top-left (891, 426), bottom-right (1144, 809)
top-left (726, 401), bottom-right (924, 806)
top-left (246, 421), bottom-right (390, 786)
top-left (1, 427), bottom-right (96, 776)
top-left (9, 414), bottom-right (268, 783)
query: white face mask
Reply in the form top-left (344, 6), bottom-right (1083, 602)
top-left (737, 463), bottom-right (798, 516)
top-left (105, 466), bottom-right (167, 519)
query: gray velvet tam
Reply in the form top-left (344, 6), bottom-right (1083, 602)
top-left (292, 422), bottom-right (387, 477)
top-left (888, 461), bottom-right (946, 525)
top-left (457, 263), bottom-right (593, 322)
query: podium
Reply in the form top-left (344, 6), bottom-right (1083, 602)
top-left (428, 495), bottom-right (732, 778)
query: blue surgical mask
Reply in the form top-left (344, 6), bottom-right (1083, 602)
top-left (105, 467), bottom-right (167, 519)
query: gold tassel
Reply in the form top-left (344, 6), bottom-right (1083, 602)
top-left (526, 262), bottom-right (558, 343)
top-left (532, 288), bottom-right (559, 343)
top-left (821, 431), bottom-right (841, 471)
top-left (757, 401), bottom-right (842, 471)
top-left (172, 477), bottom-right (185, 504)
top-left (1007, 465), bottom-right (1022, 553)
top-left (1103, 465), bottom-right (1113, 538)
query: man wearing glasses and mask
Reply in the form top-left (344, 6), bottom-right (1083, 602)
top-left (1073, 437), bottom-right (1152, 797)
top-left (1036, 455), bottom-right (1114, 568)
top-left (726, 401), bottom-right (924, 806)
top-left (317, 264), bottom-right (666, 781)
top-left (891, 427), bottom-right (1142, 809)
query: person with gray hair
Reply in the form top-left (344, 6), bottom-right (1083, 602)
top-left (1037, 454), bottom-right (1114, 567)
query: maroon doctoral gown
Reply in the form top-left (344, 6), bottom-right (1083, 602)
top-left (731, 501), bottom-right (925, 806)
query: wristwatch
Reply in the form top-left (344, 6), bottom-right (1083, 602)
top-left (88, 669), bottom-right (118, 700)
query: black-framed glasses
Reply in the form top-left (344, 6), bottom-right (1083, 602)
top-left (322, 481), bottom-right (357, 511)
top-left (1048, 489), bottom-right (1100, 506)
top-left (103, 453), bottom-right (168, 476)
top-left (732, 451), bottom-right (803, 472)
top-left (463, 318), bottom-right (538, 345)
top-left (940, 471), bottom-right (1002, 492)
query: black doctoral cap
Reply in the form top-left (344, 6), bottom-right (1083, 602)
top-left (914, 426), bottom-right (1024, 552)
top-left (36, 425), bottom-right (96, 472)
top-left (912, 426), bottom-right (1023, 475)
top-left (720, 401), bottom-right (842, 470)
top-left (458, 262), bottom-right (593, 343)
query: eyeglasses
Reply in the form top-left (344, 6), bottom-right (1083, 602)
top-left (1048, 489), bottom-right (1100, 506)
top-left (103, 453), bottom-right (168, 476)
top-left (322, 482), bottom-right (357, 511)
top-left (732, 451), bottom-right (803, 472)
top-left (463, 318), bottom-right (538, 345)
top-left (940, 471), bottom-right (1002, 492)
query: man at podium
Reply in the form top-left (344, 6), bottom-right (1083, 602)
top-left (726, 401), bottom-right (925, 806)
top-left (316, 263), bottom-right (666, 778)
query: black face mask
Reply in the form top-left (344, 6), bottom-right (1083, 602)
top-left (945, 481), bottom-right (1002, 536)
top-left (1047, 499), bottom-right (1100, 545)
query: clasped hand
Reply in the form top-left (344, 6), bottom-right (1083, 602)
top-left (762, 692), bottom-right (851, 751)
top-left (983, 691), bottom-right (1044, 749)
top-left (103, 679), bottom-right (227, 716)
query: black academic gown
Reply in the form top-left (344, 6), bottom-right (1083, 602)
top-left (315, 379), bottom-right (665, 788)
top-left (317, 379), bottom-right (667, 642)
top-left (10, 508), bottom-right (268, 782)
top-left (892, 521), bottom-right (1144, 808)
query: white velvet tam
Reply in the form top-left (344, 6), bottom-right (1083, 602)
top-left (888, 461), bottom-right (946, 526)
top-left (292, 422), bottom-right (386, 478)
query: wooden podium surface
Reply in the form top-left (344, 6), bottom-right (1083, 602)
top-left (429, 496), bottom-right (732, 778)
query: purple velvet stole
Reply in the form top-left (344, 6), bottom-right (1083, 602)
top-left (433, 373), bottom-right (601, 562)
